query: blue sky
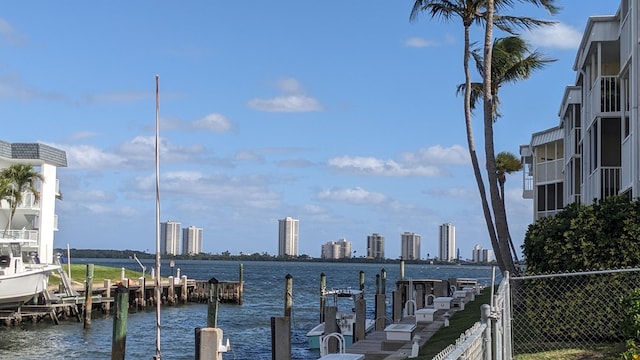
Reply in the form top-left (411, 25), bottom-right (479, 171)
top-left (0, 1), bottom-right (619, 259)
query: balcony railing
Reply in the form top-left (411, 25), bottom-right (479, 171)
top-left (586, 76), bottom-right (620, 126)
top-left (1, 229), bottom-right (39, 241)
top-left (586, 166), bottom-right (621, 201)
top-left (535, 158), bottom-right (563, 184)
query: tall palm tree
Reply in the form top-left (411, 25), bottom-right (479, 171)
top-left (410, 0), bottom-right (558, 275)
top-left (0, 164), bottom-right (45, 235)
top-left (496, 151), bottom-right (523, 261)
top-left (458, 36), bottom-right (556, 120)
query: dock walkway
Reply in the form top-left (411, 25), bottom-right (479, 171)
top-left (345, 309), bottom-right (458, 360)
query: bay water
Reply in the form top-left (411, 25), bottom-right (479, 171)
top-left (0, 259), bottom-right (498, 359)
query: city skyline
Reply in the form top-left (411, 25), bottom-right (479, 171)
top-left (0, 2), bottom-right (619, 258)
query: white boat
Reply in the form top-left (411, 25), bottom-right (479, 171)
top-left (0, 240), bottom-right (59, 309)
top-left (306, 288), bottom-right (376, 349)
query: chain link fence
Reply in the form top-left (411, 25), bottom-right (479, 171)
top-left (430, 268), bottom-right (640, 359)
top-left (511, 268), bottom-right (640, 356)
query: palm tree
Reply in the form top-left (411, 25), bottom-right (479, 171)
top-left (455, 37), bottom-right (553, 265)
top-left (410, 0), bottom-right (558, 275)
top-left (0, 164), bottom-right (45, 235)
top-left (496, 151), bottom-right (523, 261)
top-left (457, 36), bottom-right (556, 120)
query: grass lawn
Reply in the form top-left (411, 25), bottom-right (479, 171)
top-left (417, 289), bottom-right (493, 359)
top-left (416, 290), bottom-right (623, 360)
top-left (48, 264), bottom-right (152, 288)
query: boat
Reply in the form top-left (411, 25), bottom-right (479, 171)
top-left (0, 240), bottom-right (60, 309)
top-left (306, 288), bottom-right (376, 349)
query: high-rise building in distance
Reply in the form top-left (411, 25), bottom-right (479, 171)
top-left (439, 223), bottom-right (456, 262)
top-left (367, 233), bottom-right (385, 260)
top-left (160, 220), bottom-right (181, 255)
top-left (278, 216), bottom-right (299, 257)
top-left (472, 244), bottom-right (494, 263)
top-left (182, 226), bottom-right (203, 255)
top-left (321, 238), bottom-right (352, 259)
top-left (401, 232), bottom-right (421, 260)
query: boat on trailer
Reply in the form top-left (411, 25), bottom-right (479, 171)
top-left (306, 288), bottom-right (376, 349)
top-left (0, 240), bottom-right (59, 309)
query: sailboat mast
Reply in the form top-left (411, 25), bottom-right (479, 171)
top-left (154, 74), bottom-right (162, 359)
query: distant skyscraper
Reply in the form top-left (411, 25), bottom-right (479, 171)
top-left (321, 238), bottom-right (352, 259)
top-left (472, 244), bottom-right (494, 263)
top-left (400, 232), bottom-right (421, 260)
top-left (439, 223), bottom-right (456, 262)
top-left (182, 226), bottom-right (203, 255)
top-left (367, 233), bottom-right (385, 260)
top-left (278, 216), bottom-right (299, 257)
top-left (160, 220), bottom-right (181, 256)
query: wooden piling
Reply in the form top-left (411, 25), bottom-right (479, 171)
top-left (238, 263), bottom-right (244, 305)
top-left (375, 274), bottom-right (380, 295)
top-left (271, 316), bottom-right (291, 360)
top-left (324, 306), bottom-right (338, 353)
top-left (392, 290), bottom-right (402, 322)
top-left (208, 277), bottom-right (219, 328)
top-left (84, 264), bottom-right (94, 329)
top-left (168, 276), bottom-right (175, 304)
top-left (375, 293), bottom-right (386, 330)
top-left (359, 271), bottom-right (365, 299)
top-left (400, 259), bottom-right (405, 281)
top-left (111, 285), bottom-right (129, 360)
top-left (319, 272), bottom-right (326, 323)
top-left (138, 277), bottom-right (146, 309)
top-left (102, 279), bottom-right (111, 313)
top-left (195, 327), bottom-right (224, 360)
top-left (284, 274), bottom-right (293, 318)
top-left (354, 298), bottom-right (365, 343)
top-left (381, 268), bottom-right (387, 295)
top-left (181, 275), bottom-right (188, 303)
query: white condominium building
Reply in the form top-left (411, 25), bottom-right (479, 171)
top-left (521, 0), bottom-right (640, 219)
top-left (400, 231), bottom-right (421, 261)
top-left (321, 238), bottom-right (352, 259)
top-left (0, 141), bottom-right (67, 264)
top-left (278, 216), bottom-right (299, 257)
top-left (182, 226), bottom-right (202, 255)
top-left (439, 223), bottom-right (456, 262)
top-left (160, 220), bottom-right (181, 256)
top-left (367, 233), bottom-right (385, 260)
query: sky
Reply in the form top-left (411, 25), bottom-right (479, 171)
top-left (0, 1), bottom-right (621, 259)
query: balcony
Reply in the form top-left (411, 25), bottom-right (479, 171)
top-left (586, 76), bottom-right (620, 126)
top-left (585, 166), bottom-right (621, 201)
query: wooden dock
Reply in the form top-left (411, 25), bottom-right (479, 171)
top-left (0, 277), bottom-right (243, 327)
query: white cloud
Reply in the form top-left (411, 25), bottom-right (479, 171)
top-left (317, 187), bottom-right (387, 204)
top-left (248, 95), bottom-right (324, 112)
top-left (248, 77), bottom-right (324, 112)
top-left (193, 113), bottom-right (232, 132)
top-left (276, 78), bottom-right (304, 94)
top-left (0, 18), bottom-right (27, 45)
top-left (328, 145), bottom-right (467, 177)
top-left (63, 144), bottom-right (127, 170)
top-left (404, 37), bottom-right (437, 48)
top-left (523, 22), bottom-right (583, 50)
top-left (402, 145), bottom-right (469, 165)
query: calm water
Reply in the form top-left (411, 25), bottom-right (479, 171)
top-left (0, 260), bottom-right (498, 359)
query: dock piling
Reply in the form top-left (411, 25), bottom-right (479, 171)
top-left (284, 274), bottom-right (293, 318)
top-left (111, 284), bottom-right (129, 360)
top-left (319, 272), bottom-right (326, 323)
top-left (83, 264), bottom-right (94, 329)
top-left (207, 277), bottom-right (219, 328)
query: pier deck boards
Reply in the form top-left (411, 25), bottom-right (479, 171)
top-left (345, 310), bottom-right (456, 360)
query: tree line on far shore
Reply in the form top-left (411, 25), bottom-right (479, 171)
top-left (55, 247), bottom-right (498, 266)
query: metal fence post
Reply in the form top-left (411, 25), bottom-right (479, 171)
top-left (481, 304), bottom-right (492, 360)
